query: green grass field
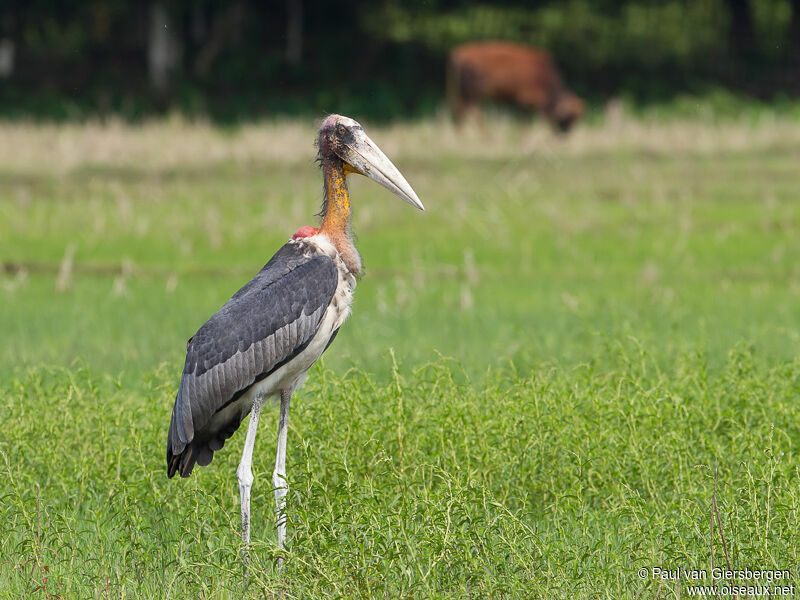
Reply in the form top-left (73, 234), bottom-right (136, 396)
top-left (1, 114), bottom-right (799, 598)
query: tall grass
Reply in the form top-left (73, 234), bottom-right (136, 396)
top-left (0, 113), bottom-right (798, 597)
top-left (1, 106), bottom-right (800, 175)
top-left (2, 350), bottom-right (798, 598)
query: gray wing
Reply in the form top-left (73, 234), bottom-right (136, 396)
top-left (167, 241), bottom-right (338, 477)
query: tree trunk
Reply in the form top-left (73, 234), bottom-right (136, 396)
top-left (194, 3), bottom-right (245, 77)
top-left (148, 2), bottom-right (181, 95)
top-left (788, 0), bottom-right (800, 64)
top-left (286, 0), bottom-right (303, 67)
top-left (0, 10), bottom-right (15, 79)
top-left (726, 0), bottom-right (755, 60)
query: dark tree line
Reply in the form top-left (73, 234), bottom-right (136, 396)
top-left (0, 0), bottom-right (798, 121)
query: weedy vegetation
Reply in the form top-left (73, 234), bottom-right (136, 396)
top-left (1, 111), bottom-right (799, 598)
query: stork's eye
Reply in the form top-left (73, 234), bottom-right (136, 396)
top-left (336, 125), bottom-right (346, 136)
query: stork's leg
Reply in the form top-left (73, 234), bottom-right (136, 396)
top-left (237, 392), bottom-right (265, 565)
top-left (273, 389), bottom-right (292, 569)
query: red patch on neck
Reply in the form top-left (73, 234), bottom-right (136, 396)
top-left (292, 225), bottom-right (320, 239)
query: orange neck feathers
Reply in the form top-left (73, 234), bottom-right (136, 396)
top-left (320, 159), bottom-right (351, 236)
top-left (319, 159), bottom-right (362, 274)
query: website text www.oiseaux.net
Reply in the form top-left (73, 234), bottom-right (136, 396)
top-left (638, 567), bottom-right (794, 597)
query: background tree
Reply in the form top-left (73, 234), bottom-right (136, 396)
top-left (0, 0), bottom-right (798, 121)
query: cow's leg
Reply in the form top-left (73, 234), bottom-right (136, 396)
top-left (465, 102), bottom-right (483, 128)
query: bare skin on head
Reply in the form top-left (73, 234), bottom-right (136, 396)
top-left (297, 114), bottom-right (425, 273)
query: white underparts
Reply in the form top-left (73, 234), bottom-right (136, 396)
top-left (206, 233), bottom-right (357, 433)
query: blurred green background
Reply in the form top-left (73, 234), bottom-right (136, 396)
top-left (1, 0), bottom-right (800, 121)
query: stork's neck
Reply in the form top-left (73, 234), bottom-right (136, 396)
top-left (320, 158), bottom-right (362, 274)
top-left (321, 158), bottom-right (351, 236)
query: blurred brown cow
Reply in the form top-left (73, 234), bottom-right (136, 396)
top-left (447, 41), bottom-right (585, 133)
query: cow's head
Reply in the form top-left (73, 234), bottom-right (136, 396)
top-left (552, 93), bottom-right (586, 134)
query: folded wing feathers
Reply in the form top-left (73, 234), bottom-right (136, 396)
top-left (167, 245), bottom-right (338, 471)
top-left (171, 302), bottom-right (329, 455)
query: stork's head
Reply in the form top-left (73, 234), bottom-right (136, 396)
top-left (317, 114), bottom-right (424, 211)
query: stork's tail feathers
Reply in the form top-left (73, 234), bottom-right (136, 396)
top-left (167, 442), bottom-right (208, 478)
top-left (166, 415), bottom-right (239, 478)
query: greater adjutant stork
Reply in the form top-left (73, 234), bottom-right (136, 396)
top-left (166, 115), bottom-right (424, 562)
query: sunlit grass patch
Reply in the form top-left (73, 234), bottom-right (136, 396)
top-left (0, 115), bottom-right (799, 597)
top-left (1, 350), bottom-right (798, 598)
